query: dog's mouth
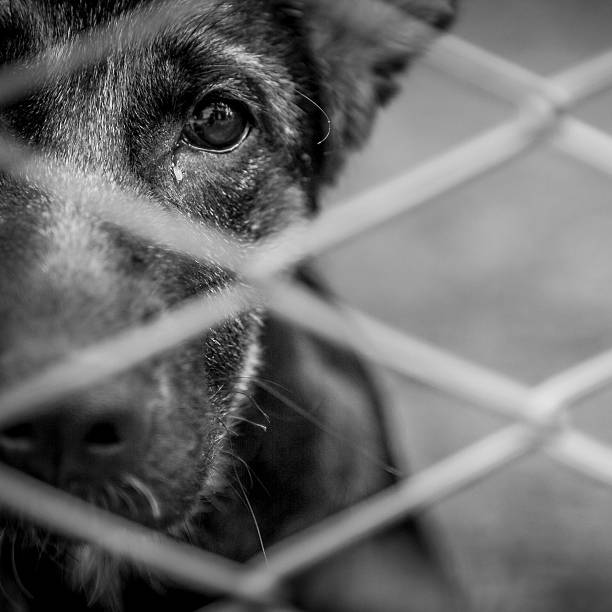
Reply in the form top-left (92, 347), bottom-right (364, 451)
top-left (0, 363), bottom-right (260, 529)
top-left (0, 413), bottom-right (169, 531)
top-left (0, 414), bottom-right (239, 609)
top-left (0, 516), bottom-right (139, 610)
top-left (0, 302), bottom-right (264, 609)
top-left (65, 474), bottom-right (163, 526)
top-left (0, 470), bottom-right (187, 608)
top-left (0, 472), bottom-right (165, 547)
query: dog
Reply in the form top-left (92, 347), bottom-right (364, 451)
top-left (0, 1), bottom-right (457, 610)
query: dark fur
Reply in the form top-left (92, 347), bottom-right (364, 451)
top-left (0, 1), bottom-right (456, 610)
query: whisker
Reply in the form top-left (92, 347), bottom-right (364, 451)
top-left (44, 536), bottom-right (65, 567)
top-left (124, 475), bottom-right (162, 521)
top-left (225, 431), bottom-right (273, 499)
top-left (0, 572), bottom-right (18, 608)
top-left (296, 89), bottom-right (332, 145)
top-left (115, 487), bottom-right (139, 520)
top-left (214, 418), bottom-right (263, 491)
top-left (180, 519), bottom-right (197, 545)
top-left (224, 373), bottom-right (403, 477)
top-left (0, 530), bottom-right (16, 607)
top-left (88, 486), bottom-right (107, 512)
top-left (230, 374), bottom-right (292, 395)
top-left (103, 482), bottom-right (121, 512)
top-left (36, 530), bottom-right (52, 564)
top-left (209, 384), bottom-right (226, 402)
top-left (220, 380), bottom-right (271, 423)
top-left (225, 414), bottom-right (267, 432)
top-left (231, 464), bottom-right (267, 565)
top-left (10, 532), bottom-right (33, 599)
top-left (255, 379), bottom-right (403, 478)
top-left (0, 576), bottom-right (14, 608)
top-left (220, 449), bottom-right (254, 489)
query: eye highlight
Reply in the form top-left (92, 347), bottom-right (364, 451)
top-left (181, 94), bottom-right (251, 153)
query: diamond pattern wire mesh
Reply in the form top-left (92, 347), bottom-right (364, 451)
top-left (2, 3), bottom-right (612, 610)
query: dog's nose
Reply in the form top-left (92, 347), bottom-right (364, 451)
top-left (0, 404), bottom-right (149, 485)
top-left (406, 0), bottom-right (456, 31)
top-left (432, 6), bottom-right (454, 30)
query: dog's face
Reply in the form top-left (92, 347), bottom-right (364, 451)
top-left (0, 0), bottom-right (452, 602)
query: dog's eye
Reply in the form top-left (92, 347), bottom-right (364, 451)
top-left (181, 95), bottom-right (250, 153)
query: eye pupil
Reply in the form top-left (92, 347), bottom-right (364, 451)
top-left (182, 97), bottom-right (250, 152)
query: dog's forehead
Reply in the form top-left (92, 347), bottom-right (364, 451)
top-left (0, 0), bottom-right (307, 139)
top-left (0, 0), bottom-right (249, 27)
top-left (0, 0), bottom-right (295, 63)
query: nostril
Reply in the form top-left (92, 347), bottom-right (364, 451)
top-left (434, 9), bottom-right (454, 30)
top-left (432, 2), bottom-right (456, 31)
top-left (0, 422), bottom-right (36, 451)
top-left (2, 422), bottom-right (34, 439)
top-left (83, 421), bottom-right (124, 452)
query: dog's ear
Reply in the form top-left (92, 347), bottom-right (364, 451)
top-left (297, 0), bottom-right (455, 179)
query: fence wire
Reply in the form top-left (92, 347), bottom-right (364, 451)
top-left (1, 3), bottom-right (612, 611)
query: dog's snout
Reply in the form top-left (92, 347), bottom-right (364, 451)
top-left (0, 422), bottom-right (37, 453)
top-left (405, 0), bottom-right (456, 31)
top-left (74, 407), bottom-right (143, 460)
top-left (0, 402), bottom-right (150, 485)
top-left (82, 418), bottom-right (126, 452)
top-left (432, 6), bottom-right (454, 30)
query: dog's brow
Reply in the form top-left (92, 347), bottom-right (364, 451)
top-left (220, 45), bottom-right (267, 73)
top-left (0, 0), bottom-right (227, 108)
top-left (0, 0), bottom-right (23, 28)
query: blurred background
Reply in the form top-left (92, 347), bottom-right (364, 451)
top-left (321, 1), bottom-right (612, 610)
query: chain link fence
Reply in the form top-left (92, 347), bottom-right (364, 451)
top-left (1, 1), bottom-right (612, 610)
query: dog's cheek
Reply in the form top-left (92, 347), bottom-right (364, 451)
top-left (68, 545), bottom-right (125, 611)
top-left (134, 358), bottom-right (215, 527)
top-left (154, 142), bottom-right (310, 241)
top-left (139, 313), bottom-right (263, 524)
top-left (203, 313), bottom-right (263, 393)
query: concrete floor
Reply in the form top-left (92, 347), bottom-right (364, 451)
top-left (321, 2), bottom-right (612, 610)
